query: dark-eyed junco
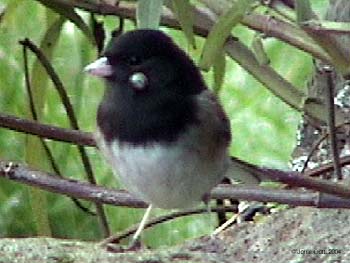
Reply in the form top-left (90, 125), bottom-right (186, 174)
top-left (84, 29), bottom-right (264, 242)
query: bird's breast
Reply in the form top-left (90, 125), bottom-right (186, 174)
top-left (96, 130), bottom-right (228, 209)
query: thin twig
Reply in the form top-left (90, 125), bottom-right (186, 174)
top-left (0, 160), bottom-right (147, 208)
top-left (23, 42), bottom-right (52, 236)
top-left (265, 0), bottom-right (296, 22)
top-left (19, 38), bottom-right (110, 237)
top-left (65, 1), bottom-right (331, 64)
top-left (23, 46), bottom-right (38, 121)
top-left (23, 46), bottom-right (95, 216)
top-left (231, 156), bottom-right (350, 198)
top-left (323, 66), bottom-right (343, 180)
top-left (39, 1), bottom-right (342, 126)
top-left (301, 130), bottom-right (328, 174)
top-left (306, 155), bottom-right (350, 177)
top-left (301, 121), bottom-right (350, 173)
top-left (102, 206), bottom-right (238, 245)
top-left (0, 113), bottom-right (95, 146)
top-left (41, 140), bottom-right (96, 216)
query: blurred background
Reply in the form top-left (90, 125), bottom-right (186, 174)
top-left (0, 0), bottom-right (329, 247)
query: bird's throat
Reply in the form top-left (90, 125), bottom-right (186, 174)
top-left (97, 87), bottom-right (199, 145)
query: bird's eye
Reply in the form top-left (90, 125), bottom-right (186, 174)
top-left (105, 55), bottom-right (116, 66)
top-left (127, 56), bottom-right (142, 66)
top-left (129, 72), bottom-right (148, 91)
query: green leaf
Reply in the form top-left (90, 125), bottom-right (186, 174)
top-left (29, 15), bottom-right (65, 117)
top-left (0, 0), bottom-right (24, 26)
top-left (295, 0), bottom-right (313, 23)
top-left (252, 34), bottom-right (270, 65)
top-left (35, 0), bottom-right (95, 45)
top-left (25, 13), bottom-right (65, 237)
top-left (136, 0), bottom-right (164, 29)
top-left (199, 0), bottom-right (254, 71)
top-left (212, 51), bottom-right (226, 95)
top-left (171, 0), bottom-right (196, 48)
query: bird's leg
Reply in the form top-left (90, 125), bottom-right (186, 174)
top-left (99, 204), bottom-right (153, 252)
top-left (129, 204), bottom-right (153, 247)
top-left (202, 193), bottom-right (211, 213)
top-left (202, 193), bottom-right (216, 231)
top-left (203, 192), bottom-right (237, 236)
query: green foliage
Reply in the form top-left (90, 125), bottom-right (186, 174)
top-left (199, 0), bottom-right (254, 70)
top-left (212, 50), bottom-right (226, 94)
top-left (136, 0), bottom-right (163, 29)
top-left (251, 34), bottom-right (270, 66)
top-left (171, 0), bottom-right (196, 48)
top-left (35, 0), bottom-right (95, 45)
top-left (296, 0), bottom-right (314, 22)
top-left (25, 12), bottom-right (65, 237)
top-left (0, 0), bottom-right (329, 247)
top-left (297, 0), bottom-right (350, 76)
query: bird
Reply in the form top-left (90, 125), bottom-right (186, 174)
top-left (84, 29), bottom-right (267, 244)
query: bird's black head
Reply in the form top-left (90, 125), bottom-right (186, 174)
top-left (101, 30), bottom-right (205, 95)
top-left (85, 29), bottom-right (206, 145)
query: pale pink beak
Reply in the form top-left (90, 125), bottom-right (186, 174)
top-left (84, 57), bottom-right (114, 77)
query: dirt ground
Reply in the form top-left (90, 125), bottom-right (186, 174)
top-left (1, 207), bottom-right (350, 263)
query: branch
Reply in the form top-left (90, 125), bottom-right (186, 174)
top-left (1, 159), bottom-right (350, 209)
top-left (17, 39), bottom-right (111, 237)
top-left (266, 0), bottom-right (296, 21)
top-left (0, 112), bottom-right (95, 147)
top-left (64, 1), bottom-right (330, 63)
top-left (231, 156), bottom-right (350, 199)
top-left (95, 1), bottom-right (342, 126)
top-left (0, 160), bottom-right (147, 208)
top-left (323, 67), bottom-right (342, 180)
top-left (242, 13), bottom-right (331, 63)
top-left (199, 0), bottom-right (330, 63)
top-left (31, 1), bottom-right (345, 126)
top-left (2, 112), bottom-right (350, 195)
top-left (22, 46), bottom-right (95, 216)
top-left (300, 122), bottom-right (350, 173)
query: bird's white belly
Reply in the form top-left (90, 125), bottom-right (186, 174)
top-left (103, 140), bottom-right (227, 209)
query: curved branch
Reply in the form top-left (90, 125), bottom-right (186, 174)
top-left (17, 40), bottom-right (111, 236)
